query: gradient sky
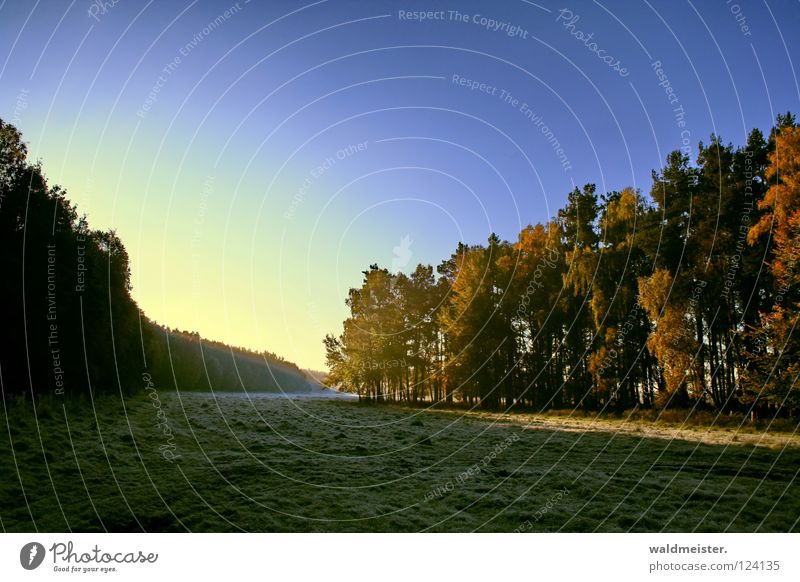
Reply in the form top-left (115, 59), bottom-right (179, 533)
top-left (1, 0), bottom-right (799, 370)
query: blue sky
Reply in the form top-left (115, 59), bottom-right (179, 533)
top-left (1, 0), bottom-right (798, 369)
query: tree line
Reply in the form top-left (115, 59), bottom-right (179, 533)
top-left (325, 114), bottom-right (800, 415)
top-left (0, 118), bottom-right (310, 401)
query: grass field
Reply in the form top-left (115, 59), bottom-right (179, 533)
top-left (1, 392), bottom-right (798, 532)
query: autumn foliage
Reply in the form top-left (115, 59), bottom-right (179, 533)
top-left (327, 115), bottom-right (799, 415)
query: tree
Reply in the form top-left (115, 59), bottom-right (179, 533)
top-left (509, 221), bottom-right (564, 408)
top-left (438, 237), bottom-right (510, 408)
top-left (559, 184), bottom-right (599, 408)
top-left (745, 120), bottom-right (800, 410)
top-left (326, 117), bottom-right (798, 417)
top-left (588, 188), bottom-right (654, 409)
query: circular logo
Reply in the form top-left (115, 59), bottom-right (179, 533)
top-left (20, 542), bottom-right (46, 570)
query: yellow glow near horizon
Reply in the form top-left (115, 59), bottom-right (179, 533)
top-left (28, 123), bottom-right (357, 371)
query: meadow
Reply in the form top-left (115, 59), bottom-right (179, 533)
top-left (1, 392), bottom-right (798, 532)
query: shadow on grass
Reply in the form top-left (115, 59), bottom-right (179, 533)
top-left (1, 393), bottom-right (798, 532)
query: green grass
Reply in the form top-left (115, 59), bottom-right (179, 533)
top-left (1, 392), bottom-right (798, 532)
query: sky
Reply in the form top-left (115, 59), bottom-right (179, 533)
top-left (1, 0), bottom-right (799, 370)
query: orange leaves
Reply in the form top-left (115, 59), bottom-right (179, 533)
top-left (749, 126), bottom-right (800, 248)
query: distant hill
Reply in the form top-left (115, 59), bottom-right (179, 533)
top-left (302, 368), bottom-right (329, 385)
top-left (145, 324), bottom-right (316, 393)
top-left (0, 118), bottom-right (313, 399)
